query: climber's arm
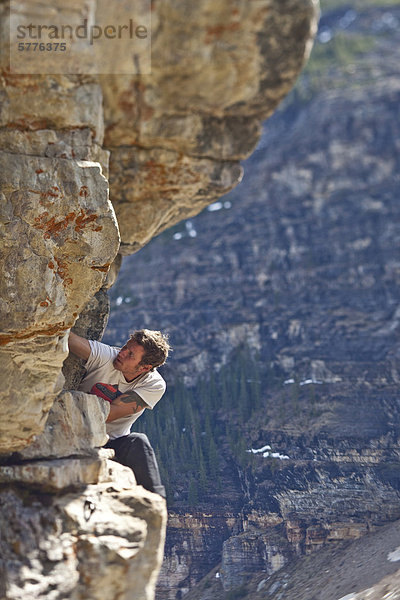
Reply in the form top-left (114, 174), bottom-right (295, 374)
top-left (68, 331), bottom-right (91, 362)
top-left (106, 391), bottom-right (150, 422)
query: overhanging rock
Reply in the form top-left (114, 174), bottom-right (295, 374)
top-left (101, 0), bottom-right (319, 252)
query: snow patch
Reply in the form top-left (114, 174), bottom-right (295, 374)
top-left (247, 444), bottom-right (289, 460)
top-left (300, 378), bottom-right (323, 386)
top-left (388, 547), bottom-right (400, 562)
top-left (173, 221), bottom-right (198, 240)
top-left (207, 201), bottom-right (223, 212)
top-left (283, 378), bottom-right (323, 386)
top-left (248, 445), bottom-right (271, 454)
top-left (339, 9), bottom-right (357, 29)
top-left (267, 452), bottom-right (289, 460)
top-left (318, 29), bottom-right (332, 43)
top-left (207, 201), bottom-right (232, 212)
top-left (257, 578), bottom-right (267, 592)
top-left (268, 581), bottom-right (281, 594)
top-left (185, 221), bottom-right (197, 237)
top-left (372, 11), bottom-right (399, 32)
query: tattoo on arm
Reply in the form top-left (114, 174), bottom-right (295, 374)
top-left (116, 391), bottom-right (149, 413)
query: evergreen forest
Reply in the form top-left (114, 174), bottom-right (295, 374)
top-left (134, 347), bottom-right (265, 506)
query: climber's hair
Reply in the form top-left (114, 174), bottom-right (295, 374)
top-left (130, 329), bottom-right (172, 370)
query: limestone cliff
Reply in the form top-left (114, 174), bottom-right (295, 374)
top-left (0, 0), bottom-right (318, 598)
top-left (184, 518), bottom-right (400, 600)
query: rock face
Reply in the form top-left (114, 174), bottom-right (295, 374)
top-left (0, 150), bottom-right (119, 452)
top-left (184, 518), bottom-right (400, 600)
top-left (0, 469), bottom-right (167, 600)
top-left (0, 0), bottom-right (317, 597)
top-left (0, 391), bottom-right (168, 599)
top-left (157, 512), bottom-right (238, 599)
top-left (102, 0), bottom-right (319, 253)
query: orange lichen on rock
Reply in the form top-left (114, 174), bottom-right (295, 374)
top-left (39, 296), bottom-right (52, 308)
top-left (0, 69), bottom-right (40, 90)
top-left (0, 322), bottom-right (70, 346)
top-left (79, 186), bottom-right (89, 198)
top-left (47, 257), bottom-right (73, 286)
top-left (33, 208), bottom-right (102, 240)
top-left (33, 211), bottom-right (76, 239)
top-left (74, 210), bottom-right (98, 232)
top-left (205, 22), bottom-right (240, 43)
top-left (142, 157), bottom-right (202, 195)
top-left (6, 118), bottom-right (50, 131)
top-left (90, 264), bottom-right (110, 272)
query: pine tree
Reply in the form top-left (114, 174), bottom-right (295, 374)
top-left (188, 478), bottom-right (199, 505)
top-left (208, 436), bottom-right (219, 479)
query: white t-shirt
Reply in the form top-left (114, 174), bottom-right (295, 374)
top-left (78, 340), bottom-right (166, 439)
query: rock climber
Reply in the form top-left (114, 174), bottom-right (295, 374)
top-left (68, 328), bottom-right (171, 498)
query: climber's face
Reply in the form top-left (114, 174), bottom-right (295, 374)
top-left (113, 339), bottom-right (151, 381)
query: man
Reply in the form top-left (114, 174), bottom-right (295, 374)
top-left (68, 329), bottom-right (171, 498)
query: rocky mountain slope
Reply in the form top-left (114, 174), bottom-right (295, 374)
top-left (185, 518), bottom-right (400, 600)
top-left (103, 2), bottom-right (400, 598)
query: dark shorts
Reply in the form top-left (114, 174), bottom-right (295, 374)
top-left (104, 432), bottom-right (166, 498)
